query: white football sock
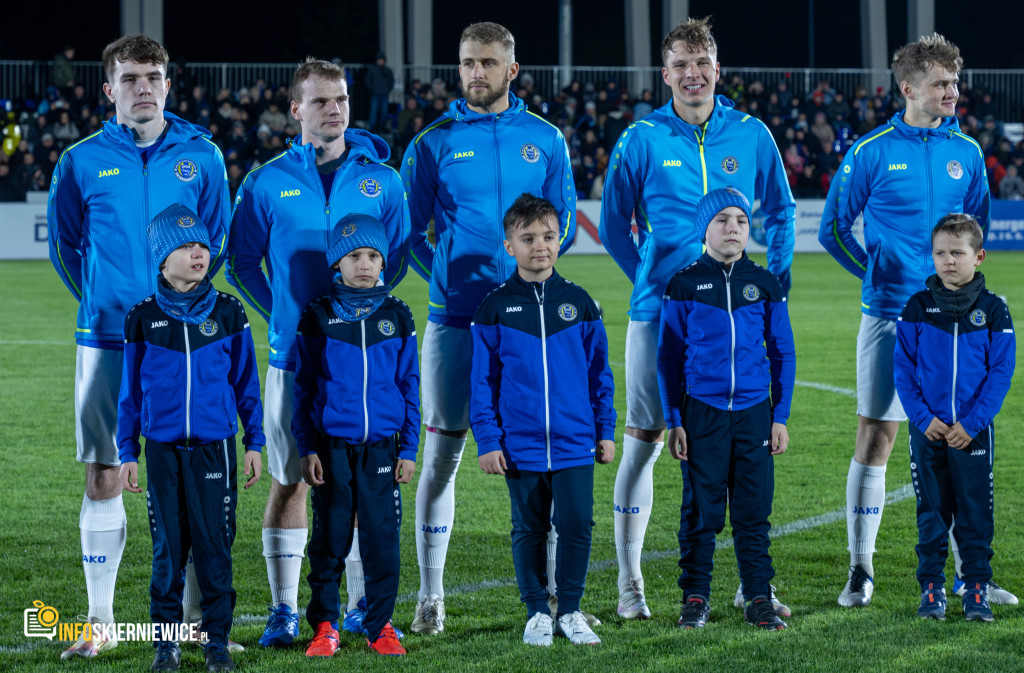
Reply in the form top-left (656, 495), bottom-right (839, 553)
top-left (546, 524), bottom-right (558, 597)
top-left (80, 493), bottom-right (126, 624)
top-left (182, 550), bottom-right (202, 624)
top-left (846, 458), bottom-right (885, 577)
top-left (262, 528), bottom-right (306, 611)
top-left (345, 529), bottom-right (365, 611)
top-left (415, 431), bottom-right (465, 599)
top-left (613, 435), bottom-right (662, 594)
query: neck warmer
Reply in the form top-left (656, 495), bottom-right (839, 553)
top-left (155, 276), bottom-right (218, 325)
top-left (329, 275), bottom-right (390, 322)
top-left (926, 272), bottom-right (986, 321)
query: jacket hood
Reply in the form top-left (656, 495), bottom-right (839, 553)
top-left (889, 109), bottom-right (961, 140)
top-left (449, 92), bottom-right (526, 123)
top-left (287, 127), bottom-right (391, 168)
top-left (655, 94), bottom-right (735, 132)
top-left (101, 111), bottom-right (210, 146)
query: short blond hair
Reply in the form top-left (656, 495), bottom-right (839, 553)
top-left (460, 22), bottom-right (515, 62)
top-left (661, 17), bottom-right (717, 64)
top-left (290, 57), bottom-right (346, 103)
top-left (892, 33), bottom-right (963, 86)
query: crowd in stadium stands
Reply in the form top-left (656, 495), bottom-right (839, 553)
top-left (3, 69), bottom-right (1023, 203)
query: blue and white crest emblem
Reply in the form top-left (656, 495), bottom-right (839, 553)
top-left (378, 319), bottom-right (396, 336)
top-left (557, 303), bottom-right (578, 321)
top-left (969, 309), bottom-right (986, 326)
top-left (742, 284), bottom-right (760, 301)
top-left (359, 178), bottom-right (383, 198)
top-left (521, 144), bottom-right (541, 163)
top-left (199, 320), bottom-right (218, 337)
top-left (174, 159), bottom-right (198, 182)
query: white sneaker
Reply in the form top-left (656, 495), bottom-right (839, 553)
top-left (617, 579), bottom-right (651, 619)
top-left (548, 594), bottom-right (602, 627)
top-left (411, 594), bottom-right (446, 635)
top-left (523, 613), bottom-right (554, 647)
top-left (60, 617), bottom-right (118, 660)
top-left (954, 578), bottom-right (1019, 606)
top-left (557, 611), bottom-right (601, 645)
top-left (838, 565), bottom-right (874, 607)
top-left (734, 583), bottom-right (792, 617)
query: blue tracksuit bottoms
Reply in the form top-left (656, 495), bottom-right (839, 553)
top-left (145, 437), bottom-right (238, 645)
top-left (909, 423), bottom-right (994, 588)
top-left (506, 464), bottom-right (594, 617)
top-left (306, 433), bottom-right (402, 642)
top-left (678, 397), bottom-right (775, 601)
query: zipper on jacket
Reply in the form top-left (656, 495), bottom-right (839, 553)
top-left (924, 138), bottom-right (934, 281)
top-left (360, 319), bottom-right (369, 443)
top-left (532, 283), bottom-right (552, 469)
top-left (493, 122), bottom-right (506, 279)
top-left (183, 324), bottom-right (192, 442)
top-left (950, 322), bottom-right (959, 423)
top-left (723, 265), bottom-right (737, 410)
top-left (694, 122), bottom-right (709, 194)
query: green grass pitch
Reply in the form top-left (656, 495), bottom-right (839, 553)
top-left (1, 252), bottom-right (1023, 672)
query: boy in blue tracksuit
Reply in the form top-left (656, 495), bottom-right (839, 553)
top-left (658, 187), bottom-right (795, 631)
top-left (293, 213), bottom-right (419, 658)
top-left (894, 214), bottom-right (1015, 622)
top-left (470, 193), bottom-right (616, 647)
top-left (117, 204), bottom-right (263, 672)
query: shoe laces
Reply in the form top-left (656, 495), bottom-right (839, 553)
top-left (848, 565), bottom-right (871, 593)
top-left (267, 604), bottom-right (295, 629)
top-left (205, 643), bottom-right (230, 665)
top-left (748, 596), bottom-right (776, 619)
top-left (562, 611), bottom-right (589, 632)
top-left (378, 623), bottom-right (399, 642)
top-left (621, 580), bottom-right (646, 607)
top-left (420, 597), bottom-right (442, 622)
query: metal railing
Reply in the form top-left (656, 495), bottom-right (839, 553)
top-left (3, 61), bottom-right (1022, 123)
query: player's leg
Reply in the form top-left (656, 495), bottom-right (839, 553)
top-left (908, 425), bottom-right (952, 619)
top-left (507, 469), bottom-right (556, 646)
top-left (614, 320), bottom-right (664, 618)
top-left (949, 426), bottom-right (997, 621)
top-left (552, 465), bottom-right (600, 645)
top-left (413, 323), bottom-right (471, 633)
top-left (676, 398), bottom-right (729, 629)
top-left (259, 366), bottom-right (306, 647)
top-left (340, 513), bottom-right (366, 634)
top-left (63, 346), bottom-right (125, 660)
top-left (840, 315), bottom-right (904, 607)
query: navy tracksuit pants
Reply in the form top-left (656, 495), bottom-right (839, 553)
top-left (146, 438), bottom-right (238, 645)
top-left (678, 398), bottom-right (775, 601)
top-left (909, 423), bottom-right (994, 587)
top-left (306, 434), bottom-right (402, 643)
top-left (506, 464), bottom-right (595, 617)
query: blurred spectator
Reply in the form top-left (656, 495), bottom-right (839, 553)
top-left (52, 45), bottom-right (76, 93)
top-left (397, 96), bottom-right (423, 137)
top-left (366, 51), bottom-right (395, 133)
top-left (258, 100), bottom-right (288, 133)
top-left (810, 112), bottom-right (835, 154)
top-left (633, 89), bottom-right (654, 120)
top-left (1000, 164), bottom-right (1024, 200)
top-left (52, 110), bottom-right (81, 145)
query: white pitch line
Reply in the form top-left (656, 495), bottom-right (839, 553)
top-left (0, 340), bottom-right (271, 350)
top-left (795, 379), bottom-right (856, 398)
top-left (0, 483), bottom-right (915, 653)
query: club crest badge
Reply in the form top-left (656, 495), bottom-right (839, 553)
top-left (557, 303), bottom-right (578, 321)
top-left (174, 159), bottom-right (198, 183)
top-left (947, 160), bottom-right (963, 180)
top-left (378, 319), bottom-right (396, 336)
top-left (742, 284), bottom-right (760, 301)
top-left (521, 144), bottom-right (541, 163)
top-left (199, 320), bottom-right (218, 337)
top-left (969, 309), bottom-right (986, 326)
top-left (721, 156), bottom-right (740, 174)
top-left (359, 178), bottom-right (383, 198)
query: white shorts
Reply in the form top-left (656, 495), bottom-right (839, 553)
top-left (625, 320), bottom-right (666, 431)
top-left (75, 345), bottom-right (123, 466)
top-left (265, 366), bottom-right (303, 485)
top-left (420, 321), bottom-right (473, 431)
top-left (856, 314), bottom-right (908, 422)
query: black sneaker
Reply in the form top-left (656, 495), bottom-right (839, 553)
top-left (150, 640), bottom-right (181, 671)
top-left (744, 595), bottom-right (788, 630)
top-left (677, 595), bottom-right (711, 629)
top-left (204, 643), bottom-right (236, 672)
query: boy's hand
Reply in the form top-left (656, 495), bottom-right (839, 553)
top-left (945, 422), bottom-right (975, 450)
top-left (596, 439), bottom-right (616, 464)
top-left (301, 454), bottom-right (325, 486)
top-left (925, 417), bottom-right (951, 441)
top-left (395, 459), bottom-right (416, 484)
top-left (120, 462), bottom-right (142, 494)
top-left (666, 426), bottom-right (688, 461)
top-left (243, 450), bottom-right (262, 489)
top-left (770, 422), bottom-right (789, 455)
top-left (479, 450), bottom-right (507, 475)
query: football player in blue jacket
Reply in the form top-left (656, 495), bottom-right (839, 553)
top-left (48, 35), bottom-right (229, 661)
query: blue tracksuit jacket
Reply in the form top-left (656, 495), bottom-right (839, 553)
top-left (48, 112), bottom-right (230, 346)
top-left (894, 282), bottom-right (1015, 439)
top-left (292, 294), bottom-right (420, 461)
top-left (470, 269), bottom-right (616, 471)
top-left (600, 96), bottom-right (795, 322)
top-left (117, 291), bottom-right (265, 461)
top-left (658, 252), bottom-right (796, 427)
top-left (227, 130), bottom-right (410, 370)
top-left (401, 93), bottom-right (576, 326)
top-left (819, 111), bottom-right (990, 320)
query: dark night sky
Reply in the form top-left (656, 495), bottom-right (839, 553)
top-left (4, 1), bottom-right (1022, 69)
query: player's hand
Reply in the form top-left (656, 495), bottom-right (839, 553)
top-left (301, 454), bottom-right (325, 486)
top-left (479, 450), bottom-right (507, 475)
top-left (596, 439), bottom-right (616, 464)
top-left (945, 422), bottom-right (974, 450)
top-left (120, 462), bottom-right (142, 493)
top-left (243, 450), bottom-right (262, 489)
top-left (770, 422), bottom-right (789, 455)
top-left (667, 426), bottom-right (688, 461)
top-left (924, 417), bottom-right (951, 442)
top-left (395, 459), bottom-right (416, 484)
